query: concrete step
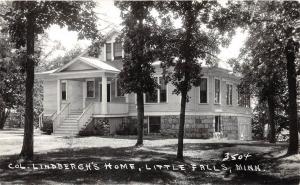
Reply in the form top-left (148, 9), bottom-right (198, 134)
top-left (63, 119), bottom-right (78, 122)
top-left (59, 125), bottom-right (78, 128)
top-left (69, 113), bottom-right (81, 115)
top-left (55, 128), bottom-right (78, 132)
top-left (66, 115), bottom-right (79, 117)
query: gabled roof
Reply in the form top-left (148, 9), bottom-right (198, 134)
top-left (55, 56), bottom-right (120, 73)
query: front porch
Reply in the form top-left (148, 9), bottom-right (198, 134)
top-left (37, 56), bottom-right (128, 135)
top-left (52, 75), bottom-right (129, 135)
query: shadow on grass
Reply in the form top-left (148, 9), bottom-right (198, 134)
top-left (74, 134), bottom-right (177, 140)
top-left (0, 143), bottom-right (298, 184)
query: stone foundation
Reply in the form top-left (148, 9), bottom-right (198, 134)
top-left (161, 115), bottom-right (215, 138)
top-left (79, 115), bottom-right (246, 140)
top-left (161, 115), bottom-right (239, 139)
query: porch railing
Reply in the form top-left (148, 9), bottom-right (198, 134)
top-left (53, 103), bottom-right (70, 133)
top-left (38, 111), bottom-right (57, 129)
top-left (77, 102), bottom-right (94, 131)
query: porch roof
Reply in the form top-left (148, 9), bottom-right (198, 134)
top-left (56, 57), bottom-right (120, 73)
top-left (36, 56), bottom-right (121, 79)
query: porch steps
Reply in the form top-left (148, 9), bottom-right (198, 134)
top-left (54, 112), bottom-right (82, 136)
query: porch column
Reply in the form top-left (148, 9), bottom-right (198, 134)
top-left (83, 81), bottom-right (87, 109)
top-left (57, 79), bottom-right (61, 112)
top-left (102, 76), bottom-right (108, 114)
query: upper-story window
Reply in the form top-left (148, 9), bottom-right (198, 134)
top-left (114, 42), bottom-right (122, 60)
top-left (87, 80), bottom-right (95, 98)
top-left (214, 79), bottom-right (221, 104)
top-left (106, 43), bottom-right (112, 61)
top-left (145, 77), bottom-right (167, 103)
top-left (159, 77), bottom-right (167, 103)
top-left (61, 81), bottom-right (67, 101)
top-left (199, 78), bottom-right (208, 103)
top-left (226, 84), bottom-right (233, 105)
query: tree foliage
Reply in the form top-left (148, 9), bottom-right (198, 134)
top-left (3, 1), bottom-right (101, 160)
top-left (156, 1), bottom-right (244, 159)
top-left (238, 1), bottom-right (299, 152)
top-left (116, 2), bottom-right (158, 146)
top-left (0, 8), bottom-right (24, 129)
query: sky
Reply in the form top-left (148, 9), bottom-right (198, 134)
top-left (43, 0), bottom-right (248, 66)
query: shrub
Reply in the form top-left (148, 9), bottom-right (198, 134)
top-left (41, 117), bottom-right (53, 134)
top-left (116, 121), bottom-right (137, 135)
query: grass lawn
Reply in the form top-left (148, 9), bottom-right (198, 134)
top-left (0, 128), bottom-right (299, 185)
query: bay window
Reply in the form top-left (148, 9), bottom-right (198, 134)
top-left (214, 79), bottom-right (221, 104)
top-left (226, 84), bottom-right (233, 105)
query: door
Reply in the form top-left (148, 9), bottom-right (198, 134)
top-left (69, 80), bottom-right (83, 112)
top-left (238, 123), bottom-right (250, 140)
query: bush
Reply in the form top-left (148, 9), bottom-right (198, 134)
top-left (116, 121), bottom-right (137, 135)
top-left (41, 118), bottom-right (53, 134)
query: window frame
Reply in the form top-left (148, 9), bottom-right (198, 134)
top-left (86, 79), bottom-right (95, 98)
top-left (214, 78), bottom-right (221, 104)
top-left (144, 76), bottom-right (168, 104)
top-left (113, 42), bottom-right (123, 60)
top-left (61, 80), bottom-right (67, 101)
top-left (226, 83), bottom-right (233, 106)
top-left (199, 77), bottom-right (209, 104)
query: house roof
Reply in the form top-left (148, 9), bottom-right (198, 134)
top-left (54, 56), bottom-right (120, 73)
top-left (79, 57), bottom-right (120, 72)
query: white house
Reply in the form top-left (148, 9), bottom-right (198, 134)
top-left (36, 30), bottom-right (252, 140)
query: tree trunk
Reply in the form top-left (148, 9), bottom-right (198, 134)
top-left (285, 38), bottom-right (299, 155)
top-left (0, 108), bottom-right (10, 129)
top-left (177, 89), bottom-right (187, 160)
top-left (20, 10), bottom-right (35, 160)
top-left (267, 95), bottom-right (276, 143)
top-left (135, 92), bottom-right (144, 146)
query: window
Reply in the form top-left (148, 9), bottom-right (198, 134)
top-left (200, 78), bottom-right (208, 103)
top-left (86, 80), bottom-right (95, 98)
top-left (116, 79), bottom-right (124, 97)
top-left (226, 84), bottom-right (233, 105)
top-left (238, 87), bottom-right (251, 108)
top-left (61, 82), bottom-right (67, 101)
top-left (113, 42), bottom-right (122, 60)
top-left (215, 116), bottom-right (222, 132)
top-left (214, 79), bottom-right (221, 104)
top-left (159, 77), bottom-right (167, 103)
top-left (148, 116), bottom-right (161, 133)
top-left (100, 83), bottom-right (111, 102)
top-left (106, 43), bottom-right (111, 61)
top-left (145, 90), bottom-right (158, 103)
top-left (145, 77), bottom-right (167, 103)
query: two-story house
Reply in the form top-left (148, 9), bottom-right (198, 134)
top-left (37, 30), bottom-right (252, 140)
